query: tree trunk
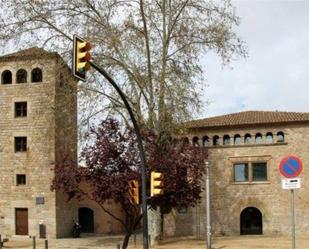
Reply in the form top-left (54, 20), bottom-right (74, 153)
top-left (122, 232), bottom-right (131, 249)
top-left (160, 211), bottom-right (164, 239)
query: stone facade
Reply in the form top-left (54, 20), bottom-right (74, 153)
top-left (174, 113), bottom-right (309, 237)
top-left (0, 48), bottom-right (123, 239)
top-left (0, 48), bottom-right (79, 238)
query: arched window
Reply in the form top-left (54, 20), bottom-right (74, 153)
top-left (277, 131), bottom-right (284, 143)
top-left (266, 132), bottom-right (273, 143)
top-left (192, 136), bottom-right (199, 147)
top-left (234, 134), bottom-right (241, 145)
top-left (31, 68), bottom-right (43, 83)
top-left (223, 135), bottom-right (230, 145)
top-left (2, 70), bottom-right (12, 84)
top-left (244, 134), bottom-right (252, 144)
top-left (213, 135), bottom-right (220, 146)
top-left (16, 69), bottom-right (27, 83)
top-left (203, 136), bottom-right (209, 147)
top-left (182, 137), bottom-right (189, 145)
top-left (255, 133), bottom-right (263, 144)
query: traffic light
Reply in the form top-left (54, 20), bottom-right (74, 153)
top-left (73, 35), bottom-right (92, 81)
top-left (128, 180), bottom-right (139, 205)
top-left (150, 171), bottom-right (163, 197)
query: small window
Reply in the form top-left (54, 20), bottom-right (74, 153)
top-left (15, 137), bottom-right (27, 152)
top-left (15, 102), bottom-right (27, 117)
top-left (31, 68), bottom-right (43, 83)
top-left (266, 132), bottom-right (273, 143)
top-left (244, 134), bottom-right (252, 144)
top-left (234, 163), bottom-right (249, 182)
top-left (192, 136), bottom-right (199, 147)
top-left (277, 132), bottom-right (284, 143)
top-left (252, 162), bottom-right (267, 181)
top-left (213, 135), bottom-right (220, 146)
top-left (2, 70), bottom-right (12, 84)
top-left (255, 133), bottom-right (263, 144)
top-left (16, 174), bottom-right (26, 185)
top-left (16, 69), bottom-right (27, 83)
top-left (203, 136), bottom-right (209, 147)
top-left (223, 135), bottom-right (230, 145)
top-left (234, 134), bottom-right (241, 145)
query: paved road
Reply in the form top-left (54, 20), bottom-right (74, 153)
top-left (4, 234), bottom-right (309, 249)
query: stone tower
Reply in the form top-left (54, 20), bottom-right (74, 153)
top-left (0, 47), bottom-right (78, 238)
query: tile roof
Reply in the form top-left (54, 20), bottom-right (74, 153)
top-left (0, 47), bottom-right (59, 62)
top-left (184, 111), bottom-right (309, 128)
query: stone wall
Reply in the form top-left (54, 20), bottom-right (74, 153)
top-left (182, 123), bottom-right (309, 236)
top-left (0, 58), bottom-right (59, 238)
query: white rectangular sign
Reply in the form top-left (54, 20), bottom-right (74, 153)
top-left (281, 178), bottom-right (301, 190)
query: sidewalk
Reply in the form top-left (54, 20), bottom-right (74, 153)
top-left (3, 234), bottom-right (309, 249)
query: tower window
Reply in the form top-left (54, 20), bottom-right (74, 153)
top-left (16, 69), bottom-right (27, 83)
top-left (2, 70), bottom-right (12, 84)
top-left (16, 174), bottom-right (26, 185)
top-left (31, 68), bottom-right (43, 83)
top-left (15, 102), bottom-right (27, 117)
top-left (15, 137), bottom-right (27, 152)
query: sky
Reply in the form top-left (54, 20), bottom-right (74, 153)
top-left (201, 0), bottom-right (309, 118)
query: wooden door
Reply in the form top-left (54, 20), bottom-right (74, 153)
top-left (15, 208), bottom-right (28, 235)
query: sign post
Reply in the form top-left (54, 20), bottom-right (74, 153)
top-left (279, 155), bottom-right (303, 249)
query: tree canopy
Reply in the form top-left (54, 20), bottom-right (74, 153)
top-left (52, 118), bottom-right (206, 248)
top-left (0, 0), bottom-right (246, 134)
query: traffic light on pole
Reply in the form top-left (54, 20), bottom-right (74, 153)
top-left (128, 180), bottom-right (139, 205)
top-left (150, 171), bottom-right (163, 197)
top-left (73, 35), bottom-right (92, 81)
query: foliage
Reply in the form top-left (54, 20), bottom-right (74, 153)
top-left (52, 118), bottom-right (205, 248)
top-left (0, 0), bottom-right (246, 132)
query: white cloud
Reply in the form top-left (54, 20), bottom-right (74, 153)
top-left (200, 0), bottom-right (309, 118)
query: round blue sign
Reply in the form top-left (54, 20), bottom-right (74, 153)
top-left (279, 155), bottom-right (303, 178)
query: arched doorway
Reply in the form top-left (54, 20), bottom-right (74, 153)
top-left (78, 207), bottom-right (94, 233)
top-left (240, 207), bottom-right (262, 235)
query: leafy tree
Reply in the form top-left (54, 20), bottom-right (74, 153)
top-left (52, 118), bottom-right (206, 249)
top-left (0, 0), bottom-right (246, 133)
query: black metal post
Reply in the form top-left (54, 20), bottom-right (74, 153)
top-left (89, 61), bottom-right (149, 249)
top-left (0, 234), bottom-right (2, 249)
top-left (32, 236), bottom-right (36, 249)
top-left (45, 239), bottom-right (48, 249)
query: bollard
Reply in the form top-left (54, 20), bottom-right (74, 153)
top-left (32, 236), bottom-right (36, 249)
top-left (0, 234), bottom-right (2, 249)
top-left (116, 244), bottom-right (120, 249)
top-left (45, 239), bottom-right (48, 249)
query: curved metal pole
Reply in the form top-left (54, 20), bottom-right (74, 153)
top-left (89, 61), bottom-right (149, 249)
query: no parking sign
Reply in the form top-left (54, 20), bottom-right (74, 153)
top-left (279, 155), bottom-right (303, 249)
top-left (279, 155), bottom-right (303, 178)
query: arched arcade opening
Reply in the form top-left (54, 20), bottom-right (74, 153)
top-left (240, 207), bottom-right (262, 235)
top-left (79, 207), bottom-right (95, 233)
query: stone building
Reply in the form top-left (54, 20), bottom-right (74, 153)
top-left (180, 111), bottom-right (309, 237)
top-left (0, 47), bottom-right (123, 239)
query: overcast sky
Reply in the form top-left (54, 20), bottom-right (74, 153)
top-left (200, 0), bottom-right (309, 118)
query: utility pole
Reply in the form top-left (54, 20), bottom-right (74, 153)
top-left (89, 61), bottom-right (149, 249)
top-left (205, 161), bottom-right (212, 249)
